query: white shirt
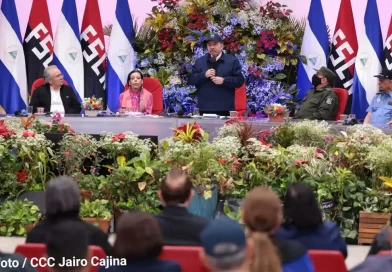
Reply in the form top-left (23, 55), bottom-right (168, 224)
top-left (50, 87), bottom-right (65, 114)
top-left (215, 52), bottom-right (222, 61)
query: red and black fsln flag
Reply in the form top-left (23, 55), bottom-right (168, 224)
top-left (81, 0), bottom-right (106, 102)
top-left (383, 16), bottom-right (392, 71)
top-left (327, 0), bottom-right (358, 113)
top-left (23, 0), bottom-right (53, 93)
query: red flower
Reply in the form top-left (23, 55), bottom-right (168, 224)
top-left (256, 31), bottom-right (277, 53)
top-left (16, 169), bottom-right (28, 183)
top-left (112, 133), bottom-right (126, 142)
top-left (217, 158), bottom-right (226, 165)
top-left (22, 131), bottom-right (35, 138)
top-left (295, 159), bottom-right (308, 166)
top-left (276, 107), bottom-right (284, 115)
top-left (65, 151), bottom-right (70, 156)
top-left (225, 116), bottom-right (247, 125)
top-left (0, 125), bottom-right (15, 139)
top-left (173, 123), bottom-right (203, 142)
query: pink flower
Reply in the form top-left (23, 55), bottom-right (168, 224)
top-left (65, 151), bottom-right (70, 156)
top-left (22, 131), bottom-right (35, 137)
top-left (325, 136), bottom-right (332, 141)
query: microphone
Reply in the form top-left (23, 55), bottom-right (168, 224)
top-left (209, 55), bottom-right (217, 76)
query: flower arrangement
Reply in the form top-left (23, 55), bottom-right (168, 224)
top-left (82, 96), bottom-right (104, 111)
top-left (100, 132), bottom-right (154, 162)
top-left (264, 103), bottom-right (289, 116)
top-left (129, 0), bottom-right (304, 113)
top-left (32, 113), bottom-right (74, 134)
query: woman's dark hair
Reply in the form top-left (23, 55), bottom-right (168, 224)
top-left (283, 182), bottom-right (322, 228)
top-left (114, 211), bottom-right (163, 260)
top-left (127, 70), bottom-right (144, 83)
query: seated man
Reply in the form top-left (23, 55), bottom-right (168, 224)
top-left (295, 66), bottom-right (338, 120)
top-left (188, 34), bottom-right (245, 116)
top-left (155, 168), bottom-right (209, 246)
top-left (29, 65), bottom-right (81, 114)
top-left (364, 68), bottom-right (392, 125)
top-left (200, 217), bottom-right (253, 272)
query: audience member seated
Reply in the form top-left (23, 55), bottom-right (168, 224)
top-left (242, 186), bottom-right (314, 272)
top-left (29, 65), bottom-right (81, 114)
top-left (368, 214), bottom-right (392, 255)
top-left (275, 182), bottom-right (347, 258)
top-left (119, 70), bottom-right (153, 114)
top-left (99, 211), bottom-right (181, 272)
top-left (46, 220), bottom-right (89, 272)
top-left (26, 176), bottom-right (113, 255)
top-left (200, 217), bottom-right (253, 272)
top-left (155, 169), bottom-right (209, 245)
top-left (350, 224), bottom-right (392, 272)
top-left (0, 251), bottom-right (37, 272)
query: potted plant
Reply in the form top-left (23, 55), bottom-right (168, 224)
top-left (0, 199), bottom-right (41, 237)
top-left (76, 174), bottom-right (111, 201)
top-left (82, 96), bottom-right (104, 117)
top-left (264, 103), bottom-right (289, 122)
top-left (80, 199), bottom-right (112, 233)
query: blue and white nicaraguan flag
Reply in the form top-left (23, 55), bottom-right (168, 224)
top-left (296, 0), bottom-right (329, 100)
top-left (53, 0), bottom-right (84, 101)
top-left (351, 0), bottom-right (383, 119)
top-left (106, 0), bottom-right (136, 112)
top-left (0, 0), bottom-right (28, 113)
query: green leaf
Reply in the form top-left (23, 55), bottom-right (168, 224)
top-left (348, 230), bottom-right (358, 239)
top-left (257, 53), bottom-right (266, 60)
top-left (145, 167), bottom-right (154, 177)
top-left (342, 206), bottom-right (351, 211)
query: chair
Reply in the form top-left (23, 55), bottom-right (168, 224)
top-left (235, 84), bottom-right (247, 116)
top-left (15, 243), bottom-right (106, 272)
top-left (377, 250), bottom-right (392, 256)
top-left (308, 250), bottom-right (347, 272)
top-left (143, 77), bottom-right (163, 115)
top-left (333, 88), bottom-right (348, 121)
top-left (160, 246), bottom-right (209, 272)
top-left (31, 78), bottom-right (68, 96)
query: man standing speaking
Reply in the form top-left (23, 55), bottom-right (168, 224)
top-left (188, 34), bottom-right (245, 116)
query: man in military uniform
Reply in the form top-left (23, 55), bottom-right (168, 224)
top-left (364, 69), bottom-right (392, 125)
top-left (295, 67), bottom-right (339, 120)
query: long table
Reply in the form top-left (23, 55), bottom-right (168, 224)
top-left (24, 115), bottom-right (392, 140)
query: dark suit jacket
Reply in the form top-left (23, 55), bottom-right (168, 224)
top-left (26, 215), bottom-right (113, 255)
top-left (29, 84), bottom-right (81, 114)
top-left (155, 206), bottom-right (209, 246)
top-left (188, 53), bottom-right (245, 111)
top-left (98, 258), bottom-right (181, 272)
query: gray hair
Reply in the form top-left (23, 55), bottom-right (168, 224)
top-left (45, 176), bottom-right (80, 216)
top-left (206, 250), bottom-right (246, 271)
top-left (43, 65), bottom-right (58, 83)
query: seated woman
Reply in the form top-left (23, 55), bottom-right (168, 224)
top-left (275, 182), bottom-right (347, 258)
top-left (242, 186), bottom-right (314, 272)
top-left (26, 176), bottom-right (113, 255)
top-left (99, 211), bottom-right (181, 272)
top-left (119, 70), bottom-right (153, 114)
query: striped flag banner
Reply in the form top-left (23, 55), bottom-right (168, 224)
top-left (23, 0), bottom-right (53, 93)
top-left (81, 0), bottom-right (106, 102)
top-left (351, 0), bottom-right (383, 119)
top-left (0, 0), bottom-right (28, 113)
top-left (383, 15), bottom-right (392, 71)
top-left (53, 0), bottom-right (84, 102)
top-left (106, 0), bottom-right (136, 112)
top-left (296, 0), bottom-right (329, 100)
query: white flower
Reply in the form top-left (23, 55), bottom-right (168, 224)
top-left (212, 136), bottom-right (241, 161)
top-left (215, 123), bottom-right (240, 139)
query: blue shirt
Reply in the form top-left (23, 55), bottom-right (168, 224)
top-left (275, 222), bottom-right (347, 258)
top-left (367, 91), bottom-right (392, 124)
